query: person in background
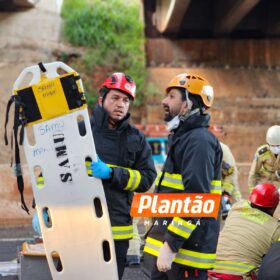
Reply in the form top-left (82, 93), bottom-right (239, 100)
top-left (220, 142), bottom-right (241, 201)
top-left (248, 125), bottom-right (280, 193)
top-left (219, 142), bottom-right (242, 219)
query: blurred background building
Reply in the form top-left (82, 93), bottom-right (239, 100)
top-left (0, 0), bottom-right (279, 225)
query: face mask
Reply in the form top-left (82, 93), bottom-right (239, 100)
top-left (270, 146), bottom-right (280, 155)
top-left (166, 115), bottom-right (180, 131)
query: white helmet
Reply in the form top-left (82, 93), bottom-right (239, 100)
top-left (266, 125), bottom-right (280, 145)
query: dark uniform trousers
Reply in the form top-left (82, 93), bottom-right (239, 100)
top-left (115, 240), bottom-right (129, 280)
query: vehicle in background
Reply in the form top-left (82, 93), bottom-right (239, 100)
top-left (134, 124), bottom-right (224, 166)
top-left (147, 137), bottom-right (168, 165)
top-left (134, 124), bottom-right (169, 166)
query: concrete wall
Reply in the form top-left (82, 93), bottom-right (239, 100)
top-left (0, 0), bottom-right (62, 46)
top-left (144, 39), bottom-right (280, 195)
top-left (145, 67), bottom-right (280, 194)
top-left (146, 38), bottom-right (280, 67)
top-left (0, 2), bottom-right (279, 225)
top-left (0, 0), bottom-right (63, 225)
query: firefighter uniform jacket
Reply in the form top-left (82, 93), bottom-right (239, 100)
top-left (144, 113), bottom-right (223, 270)
top-left (213, 200), bottom-right (280, 276)
top-left (89, 105), bottom-right (157, 240)
top-left (220, 142), bottom-right (241, 201)
top-left (248, 144), bottom-right (280, 193)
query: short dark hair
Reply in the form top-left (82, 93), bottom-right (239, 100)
top-left (99, 87), bottom-right (110, 98)
top-left (250, 203), bottom-right (276, 216)
top-left (99, 87), bottom-right (110, 105)
top-left (177, 87), bottom-right (204, 111)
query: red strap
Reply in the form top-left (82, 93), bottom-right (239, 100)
top-left (208, 271), bottom-right (243, 280)
top-left (250, 272), bottom-right (257, 280)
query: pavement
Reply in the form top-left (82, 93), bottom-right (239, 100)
top-left (0, 226), bottom-right (149, 280)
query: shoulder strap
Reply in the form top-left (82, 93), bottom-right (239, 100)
top-left (4, 95), bottom-right (29, 214)
top-left (4, 96), bottom-right (16, 145)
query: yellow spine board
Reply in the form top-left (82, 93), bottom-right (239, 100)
top-left (13, 71), bottom-right (87, 126)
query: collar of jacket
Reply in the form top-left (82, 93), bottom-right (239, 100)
top-left (172, 112), bottom-right (210, 137)
top-left (91, 104), bottom-right (131, 131)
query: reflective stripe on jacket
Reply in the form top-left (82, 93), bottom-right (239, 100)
top-left (144, 237), bottom-right (216, 269)
top-left (145, 113), bottom-right (223, 268)
top-left (112, 225), bottom-right (133, 240)
top-left (214, 260), bottom-right (255, 274)
top-left (155, 171), bottom-right (222, 194)
top-left (88, 105), bottom-right (157, 240)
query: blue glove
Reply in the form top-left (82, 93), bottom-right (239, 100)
top-left (32, 209), bottom-right (49, 235)
top-left (91, 156), bottom-right (112, 179)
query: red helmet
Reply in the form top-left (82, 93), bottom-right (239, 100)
top-left (99, 72), bottom-right (136, 100)
top-left (249, 183), bottom-right (279, 208)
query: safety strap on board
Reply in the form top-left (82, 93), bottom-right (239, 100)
top-left (4, 62), bottom-right (87, 214)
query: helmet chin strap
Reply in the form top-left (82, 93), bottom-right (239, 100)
top-left (186, 90), bottom-right (193, 111)
top-left (167, 92), bottom-right (200, 131)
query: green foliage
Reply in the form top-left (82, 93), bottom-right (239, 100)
top-left (61, 0), bottom-right (88, 17)
top-left (61, 0), bottom-right (149, 107)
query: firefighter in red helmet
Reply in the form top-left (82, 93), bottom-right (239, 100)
top-left (100, 72), bottom-right (136, 99)
top-left (249, 183), bottom-right (279, 208)
top-left (85, 73), bottom-right (156, 279)
top-left (209, 182), bottom-right (280, 279)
